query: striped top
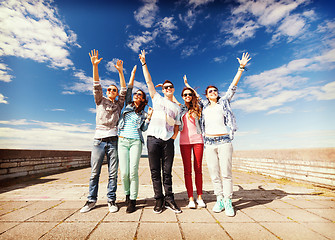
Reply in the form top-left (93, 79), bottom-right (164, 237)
top-left (118, 111), bottom-right (140, 139)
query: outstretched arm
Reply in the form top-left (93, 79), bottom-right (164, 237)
top-left (89, 49), bottom-right (103, 83)
top-left (114, 60), bottom-right (126, 88)
top-left (128, 65), bottom-right (137, 86)
top-left (231, 52), bottom-right (251, 87)
top-left (139, 50), bottom-right (156, 99)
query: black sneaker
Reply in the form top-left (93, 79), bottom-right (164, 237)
top-left (165, 199), bottom-right (182, 213)
top-left (126, 200), bottom-right (136, 213)
top-left (153, 198), bottom-right (164, 214)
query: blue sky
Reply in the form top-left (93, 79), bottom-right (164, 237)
top-left (0, 0), bottom-right (334, 151)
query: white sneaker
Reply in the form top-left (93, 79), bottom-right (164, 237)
top-left (80, 201), bottom-right (96, 213)
top-left (108, 201), bottom-right (118, 213)
top-left (196, 199), bottom-right (206, 208)
top-left (187, 200), bottom-right (196, 209)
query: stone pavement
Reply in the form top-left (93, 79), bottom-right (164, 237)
top-left (0, 155), bottom-right (334, 240)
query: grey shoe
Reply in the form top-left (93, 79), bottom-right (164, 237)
top-left (108, 201), bottom-right (118, 213)
top-left (80, 201), bottom-right (96, 213)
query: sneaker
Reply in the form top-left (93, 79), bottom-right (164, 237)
top-left (80, 201), bottom-right (96, 213)
top-left (223, 198), bottom-right (235, 217)
top-left (196, 199), bottom-right (206, 208)
top-left (165, 199), bottom-right (182, 213)
top-left (153, 198), bottom-right (164, 214)
top-left (187, 200), bottom-right (196, 209)
top-left (108, 200), bottom-right (118, 213)
top-left (126, 200), bottom-right (136, 214)
top-left (212, 199), bottom-right (224, 213)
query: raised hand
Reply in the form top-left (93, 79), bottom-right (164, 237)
top-left (183, 75), bottom-right (188, 85)
top-left (237, 52), bottom-right (251, 67)
top-left (89, 49), bottom-right (102, 65)
top-left (139, 50), bottom-right (146, 65)
top-left (114, 59), bottom-right (123, 72)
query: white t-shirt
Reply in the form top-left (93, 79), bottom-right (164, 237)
top-left (203, 103), bottom-right (228, 135)
top-left (147, 92), bottom-right (181, 141)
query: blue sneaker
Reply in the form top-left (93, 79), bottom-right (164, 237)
top-left (212, 199), bottom-right (224, 213)
top-left (223, 198), bottom-right (235, 217)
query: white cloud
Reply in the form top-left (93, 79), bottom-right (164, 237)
top-left (233, 49), bottom-right (335, 112)
top-left (222, 0), bottom-right (309, 46)
top-left (0, 119), bottom-right (94, 150)
top-left (134, 0), bottom-right (159, 28)
top-left (127, 31), bottom-right (156, 53)
top-left (0, 93), bottom-right (8, 104)
top-left (188, 0), bottom-right (215, 8)
top-left (0, 0), bottom-right (80, 71)
top-left (179, 9), bottom-right (197, 29)
top-left (88, 108), bottom-right (96, 114)
top-left (0, 63), bottom-right (13, 82)
top-left (51, 109), bottom-right (65, 111)
top-left (181, 45), bottom-right (199, 58)
top-left (266, 107), bottom-right (294, 115)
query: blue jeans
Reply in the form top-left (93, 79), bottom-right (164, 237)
top-left (118, 137), bottom-right (142, 200)
top-left (88, 137), bottom-right (118, 202)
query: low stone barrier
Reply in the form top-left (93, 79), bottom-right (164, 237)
top-left (0, 149), bottom-right (91, 181)
top-left (233, 148), bottom-right (335, 188)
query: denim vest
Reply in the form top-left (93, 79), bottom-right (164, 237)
top-left (178, 105), bottom-right (202, 135)
top-left (118, 86), bottom-right (149, 143)
top-left (199, 84), bottom-right (237, 140)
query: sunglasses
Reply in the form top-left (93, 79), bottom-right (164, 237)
top-left (163, 85), bottom-right (174, 90)
top-left (208, 89), bottom-right (218, 94)
top-left (183, 93), bottom-right (193, 97)
top-left (107, 88), bottom-right (117, 92)
top-left (134, 92), bottom-right (143, 97)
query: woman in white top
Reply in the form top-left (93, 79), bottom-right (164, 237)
top-left (187, 52), bottom-right (251, 217)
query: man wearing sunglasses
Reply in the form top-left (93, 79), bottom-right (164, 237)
top-left (80, 49), bottom-right (126, 214)
top-left (139, 50), bottom-right (182, 214)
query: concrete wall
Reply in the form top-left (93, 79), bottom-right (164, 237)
top-left (233, 148), bottom-right (335, 188)
top-left (0, 149), bottom-right (91, 181)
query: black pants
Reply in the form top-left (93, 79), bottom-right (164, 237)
top-left (147, 136), bottom-right (175, 200)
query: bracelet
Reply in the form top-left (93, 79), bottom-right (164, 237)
top-left (142, 62), bottom-right (146, 66)
top-left (239, 66), bottom-right (247, 71)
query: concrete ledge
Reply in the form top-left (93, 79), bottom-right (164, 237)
top-left (233, 148), bottom-right (335, 188)
top-left (0, 149), bottom-right (91, 181)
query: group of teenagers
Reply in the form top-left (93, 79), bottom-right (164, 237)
top-left (80, 49), bottom-right (251, 217)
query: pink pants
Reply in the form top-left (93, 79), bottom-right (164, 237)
top-left (180, 143), bottom-right (204, 198)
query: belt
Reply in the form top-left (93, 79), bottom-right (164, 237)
top-left (99, 136), bottom-right (118, 142)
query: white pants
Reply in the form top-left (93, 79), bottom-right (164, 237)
top-left (204, 142), bottom-right (233, 199)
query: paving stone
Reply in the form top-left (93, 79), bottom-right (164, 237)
top-left (213, 209), bottom-right (256, 223)
top-left (262, 222), bottom-right (328, 240)
top-left (136, 222), bottom-right (182, 240)
top-left (241, 208), bottom-right (293, 222)
top-left (88, 222), bottom-right (138, 240)
top-left (283, 199), bottom-right (330, 209)
top-left (307, 208), bottom-right (335, 221)
top-left (221, 222), bottom-right (278, 240)
top-left (0, 222), bottom-right (57, 240)
top-left (27, 209), bottom-right (77, 222)
top-left (40, 222), bottom-right (96, 240)
top-left (140, 207), bottom-right (178, 222)
top-left (304, 222), bottom-right (335, 239)
top-left (65, 207), bottom-right (108, 223)
top-left (275, 208), bottom-right (331, 223)
top-left (177, 207), bottom-right (215, 223)
top-left (0, 222), bottom-right (19, 234)
top-left (180, 222), bottom-right (230, 239)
